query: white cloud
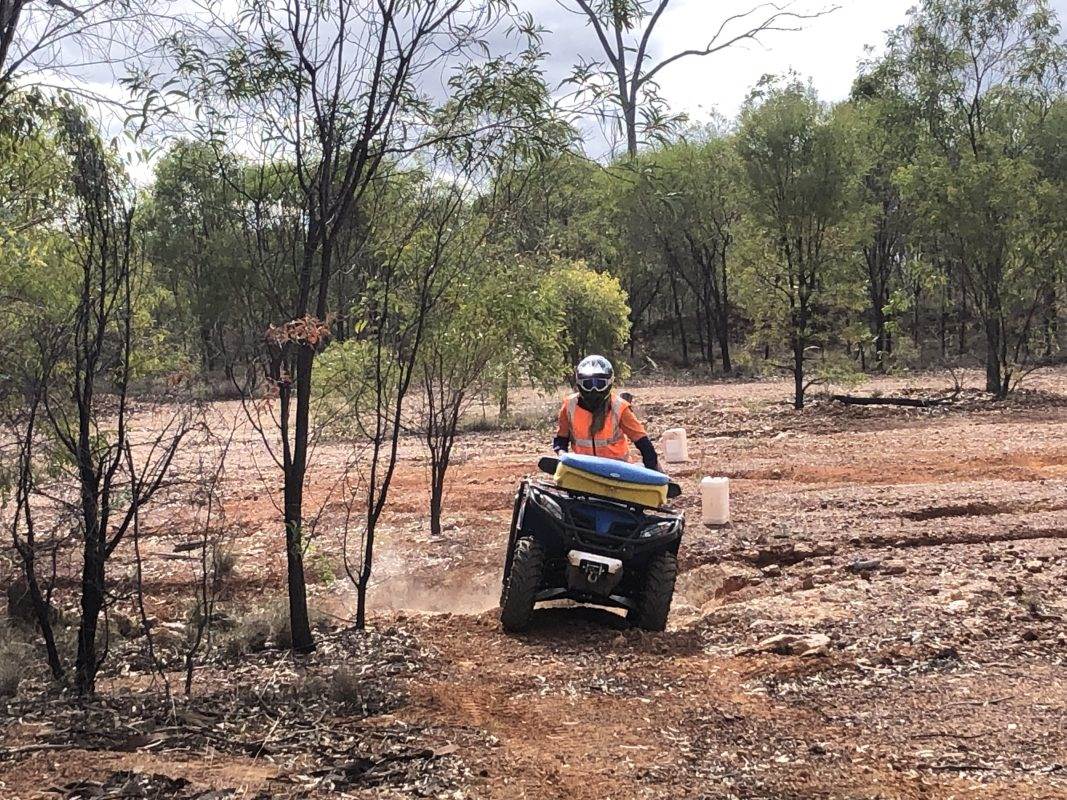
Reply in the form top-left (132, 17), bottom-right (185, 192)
top-left (651, 0), bottom-right (916, 117)
top-left (16, 0), bottom-right (1066, 176)
top-left (527, 0), bottom-right (1067, 156)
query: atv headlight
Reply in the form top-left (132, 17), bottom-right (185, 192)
top-left (530, 488), bottom-right (564, 521)
top-left (640, 520), bottom-right (678, 539)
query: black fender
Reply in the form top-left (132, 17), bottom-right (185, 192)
top-left (501, 481), bottom-right (528, 587)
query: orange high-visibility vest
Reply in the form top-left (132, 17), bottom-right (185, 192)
top-left (562, 393), bottom-right (631, 460)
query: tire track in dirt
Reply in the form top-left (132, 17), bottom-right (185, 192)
top-left (397, 612), bottom-right (1064, 800)
top-left (401, 616), bottom-right (779, 800)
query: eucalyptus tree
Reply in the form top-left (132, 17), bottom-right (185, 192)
top-left (1031, 97), bottom-right (1067, 355)
top-left (630, 135), bottom-right (741, 371)
top-left (737, 79), bottom-right (868, 408)
top-left (152, 0), bottom-right (557, 643)
top-left (889, 0), bottom-right (1066, 395)
top-left (2, 104), bottom-right (192, 693)
top-left (563, 0), bottom-right (831, 158)
top-left (145, 141), bottom-right (248, 370)
top-left (417, 256), bottom-right (565, 538)
top-left (849, 52), bottom-right (920, 368)
top-left (0, 92), bottom-right (74, 684)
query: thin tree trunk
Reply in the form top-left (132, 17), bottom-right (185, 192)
top-left (355, 571), bottom-right (370, 629)
top-left (19, 562), bottom-right (64, 680)
top-left (957, 282), bottom-right (967, 356)
top-left (74, 538), bottom-right (105, 694)
top-left (429, 462), bottom-right (446, 539)
top-left (695, 302), bottom-right (712, 366)
top-left (1043, 285), bottom-right (1057, 357)
top-left (668, 270), bottom-right (688, 367)
top-left (939, 278), bottom-right (948, 360)
top-left (716, 248), bottom-right (732, 373)
top-left (719, 328), bottom-right (732, 374)
top-left (984, 315), bottom-right (1003, 396)
top-left (283, 346), bottom-right (315, 654)
top-left (793, 334), bottom-right (805, 410)
top-left (695, 304), bottom-right (708, 363)
top-left (872, 301), bottom-right (887, 368)
top-left (717, 296), bottom-right (732, 374)
top-left (498, 370), bottom-right (509, 421)
top-left (12, 406), bottom-right (65, 682)
top-left (624, 101), bottom-right (638, 159)
top-left (199, 322), bottom-right (213, 372)
top-left (355, 498), bottom-right (378, 630)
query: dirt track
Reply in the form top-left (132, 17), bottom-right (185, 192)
top-left (2, 370), bottom-right (1066, 798)
top-left (380, 373), bottom-right (1067, 799)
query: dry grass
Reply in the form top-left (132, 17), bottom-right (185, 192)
top-left (220, 599), bottom-right (329, 657)
top-left (220, 611), bottom-right (273, 658)
top-left (212, 546), bottom-right (238, 582)
top-left (0, 624), bottom-right (32, 697)
top-left (301, 665), bottom-right (368, 709)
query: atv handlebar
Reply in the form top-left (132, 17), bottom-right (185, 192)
top-left (538, 456), bottom-right (559, 475)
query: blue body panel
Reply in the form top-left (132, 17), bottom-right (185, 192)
top-left (558, 453), bottom-right (669, 486)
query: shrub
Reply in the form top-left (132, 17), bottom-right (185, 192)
top-left (0, 625), bottom-right (32, 697)
top-left (220, 611), bottom-right (273, 658)
top-left (220, 599), bottom-right (329, 656)
top-left (541, 260), bottom-right (631, 371)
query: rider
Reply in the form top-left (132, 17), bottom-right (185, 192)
top-left (553, 355), bottom-right (660, 471)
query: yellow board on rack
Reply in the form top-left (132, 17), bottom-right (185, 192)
top-left (553, 461), bottom-right (668, 508)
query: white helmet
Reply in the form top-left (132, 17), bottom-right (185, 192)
top-left (575, 355), bottom-right (614, 398)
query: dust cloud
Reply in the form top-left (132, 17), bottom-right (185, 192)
top-left (335, 570), bottom-right (502, 617)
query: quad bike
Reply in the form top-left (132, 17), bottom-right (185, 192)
top-left (499, 453), bottom-right (684, 632)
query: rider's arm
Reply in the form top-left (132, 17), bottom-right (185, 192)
top-left (553, 401), bottom-right (570, 454)
top-left (634, 437), bottom-right (659, 471)
top-left (619, 405), bottom-right (659, 471)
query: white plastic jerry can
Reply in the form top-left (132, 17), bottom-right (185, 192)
top-left (661, 428), bottom-right (689, 463)
top-left (701, 477), bottom-right (730, 526)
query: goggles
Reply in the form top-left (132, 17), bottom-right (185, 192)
top-left (576, 375), bottom-right (612, 392)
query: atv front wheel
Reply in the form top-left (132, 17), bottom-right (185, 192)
top-left (500, 536), bottom-right (545, 633)
top-left (632, 551), bottom-right (678, 632)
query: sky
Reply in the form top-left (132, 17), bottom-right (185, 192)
top-left (537, 0), bottom-right (915, 109)
top-left (24, 0), bottom-right (1067, 176)
top-left (527, 0), bottom-right (1067, 155)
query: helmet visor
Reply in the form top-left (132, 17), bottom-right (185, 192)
top-left (576, 376), bottom-right (612, 392)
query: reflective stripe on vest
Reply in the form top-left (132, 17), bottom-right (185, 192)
top-left (566, 394), bottom-right (626, 451)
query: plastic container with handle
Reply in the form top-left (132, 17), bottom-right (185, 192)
top-left (661, 428), bottom-right (689, 463)
top-left (701, 477), bottom-right (730, 526)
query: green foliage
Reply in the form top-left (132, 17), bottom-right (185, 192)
top-left (735, 77), bottom-right (870, 406)
top-left (314, 333), bottom-right (403, 441)
top-left (738, 79), bottom-right (868, 239)
top-left (428, 257), bottom-right (567, 394)
top-left (495, 150), bottom-right (608, 258)
top-left (144, 141), bottom-right (250, 369)
top-left (887, 0), bottom-right (1066, 394)
top-left (625, 133), bottom-right (742, 368)
top-left (809, 350), bottom-right (866, 391)
top-left (541, 260), bottom-right (632, 371)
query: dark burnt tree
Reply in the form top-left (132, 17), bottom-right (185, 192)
top-left (0, 106), bottom-right (190, 694)
top-left (160, 0), bottom-right (557, 646)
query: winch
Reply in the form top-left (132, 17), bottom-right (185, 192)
top-left (566, 550), bottom-right (623, 595)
